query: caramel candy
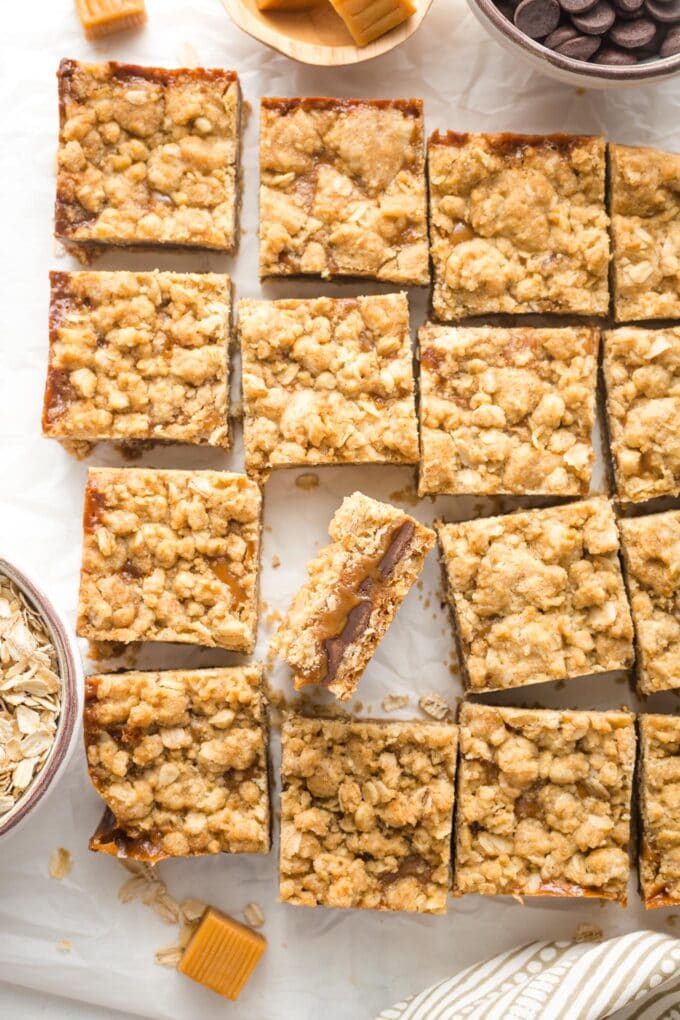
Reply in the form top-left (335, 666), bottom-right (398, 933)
top-left (75, 0), bottom-right (146, 38)
top-left (178, 908), bottom-right (266, 1000)
top-left (257, 0), bottom-right (320, 8)
top-left (329, 0), bottom-right (417, 45)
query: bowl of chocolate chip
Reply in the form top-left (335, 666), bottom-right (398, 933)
top-left (469, 0), bottom-right (680, 85)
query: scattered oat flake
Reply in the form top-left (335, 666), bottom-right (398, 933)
top-left (418, 692), bottom-right (452, 720)
top-left (243, 902), bottom-right (265, 929)
top-left (382, 694), bottom-right (409, 713)
top-left (155, 944), bottom-right (183, 969)
top-left (56, 938), bottom-right (71, 954)
top-left (574, 923), bottom-right (603, 943)
top-left (181, 898), bottom-right (207, 922)
top-left (272, 555), bottom-right (281, 569)
top-left (295, 472), bottom-right (319, 491)
top-left (49, 847), bottom-right (72, 880)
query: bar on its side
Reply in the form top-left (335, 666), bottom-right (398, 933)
top-left (273, 492), bottom-right (435, 701)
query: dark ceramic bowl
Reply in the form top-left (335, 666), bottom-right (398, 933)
top-left (0, 557), bottom-right (82, 840)
top-left (469, 0), bottom-right (680, 87)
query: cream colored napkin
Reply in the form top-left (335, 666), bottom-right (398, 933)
top-left (377, 931), bottom-right (680, 1020)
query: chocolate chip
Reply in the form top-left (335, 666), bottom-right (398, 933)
top-left (645, 0), bottom-right (680, 21)
top-left (377, 521), bottom-right (415, 579)
top-left (593, 41), bottom-right (641, 55)
top-left (556, 31), bottom-right (603, 51)
top-left (616, 0), bottom-right (644, 11)
top-left (514, 0), bottom-right (561, 36)
top-left (559, 0), bottom-right (599, 12)
top-left (571, 0), bottom-right (616, 31)
top-left (494, 0), bottom-right (680, 62)
top-left (614, 6), bottom-right (647, 18)
top-left (660, 21), bottom-right (680, 47)
top-left (609, 15), bottom-right (658, 42)
top-left (544, 22), bottom-right (581, 41)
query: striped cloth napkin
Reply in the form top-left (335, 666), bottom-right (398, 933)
top-left (377, 931), bottom-right (680, 1020)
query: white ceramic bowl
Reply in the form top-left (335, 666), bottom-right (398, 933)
top-left (468, 0), bottom-right (680, 88)
top-left (0, 557), bottom-right (82, 841)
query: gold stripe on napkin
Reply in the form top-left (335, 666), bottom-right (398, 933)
top-left (377, 931), bottom-right (680, 1020)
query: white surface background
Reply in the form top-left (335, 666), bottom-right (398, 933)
top-left (2, 0), bottom-right (680, 1017)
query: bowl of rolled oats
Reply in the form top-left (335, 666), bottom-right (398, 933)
top-left (0, 558), bottom-right (82, 839)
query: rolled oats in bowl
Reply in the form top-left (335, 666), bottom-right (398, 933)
top-left (0, 573), bottom-right (62, 816)
top-left (0, 556), bottom-right (82, 839)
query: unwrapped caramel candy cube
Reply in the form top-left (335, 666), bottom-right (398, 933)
top-left (75, 0), bottom-right (146, 38)
top-left (329, 0), bottom-right (416, 45)
top-left (179, 908), bottom-right (266, 1000)
top-left (257, 0), bottom-right (320, 8)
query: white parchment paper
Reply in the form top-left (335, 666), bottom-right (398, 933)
top-left (2, 1), bottom-right (680, 1017)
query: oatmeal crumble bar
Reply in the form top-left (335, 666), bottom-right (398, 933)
top-left (84, 666), bottom-right (269, 859)
top-left (239, 293), bottom-right (418, 479)
top-left (43, 271), bottom-right (231, 451)
top-left (610, 144), bottom-right (680, 323)
top-left (280, 714), bottom-right (457, 913)
top-left (273, 493), bottom-right (435, 701)
top-left (639, 714), bottom-right (680, 908)
top-left (455, 703), bottom-right (636, 903)
top-left (602, 327), bottom-right (680, 503)
top-left (619, 512), bottom-right (680, 695)
top-left (437, 498), bottom-right (633, 693)
top-left (55, 60), bottom-right (241, 260)
top-left (259, 97), bottom-right (428, 284)
top-left (428, 132), bottom-right (609, 320)
top-left (77, 468), bottom-right (261, 651)
top-left (418, 324), bottom-right (598, 496)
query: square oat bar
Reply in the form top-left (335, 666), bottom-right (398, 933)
top-left (619, 511), bottom-right (680, 695)
top-left (55, 60), bottom-right (241, 259)
top-left (428, 132), bottom-right (609, 320)
top-left (437, 498), bottom-right (633, 694)
top-left (77, 468), bottom-right (261, 652)
top-left (273, 492), bottom-right (435, 702)
top-left (280, 714), bottom-right (457, 913)
top-left (602, 327), bottom-right (680, 503)
top-left (43, 271), bottom-right (231, 451)
top-left (239, 293), bottom-right (419, 479)
top-left (454, 703), bottom-right (636, 903)
top-left (259, 97), bottom-right (428, 284)
top-left (85, 666), bottom-right (269, 860)
top-left (639, 714), bottom-right (680, 908)
top-left (417, 324), bottom-right (598, 496)
top-left (610, 144), bottom-right (680, 323)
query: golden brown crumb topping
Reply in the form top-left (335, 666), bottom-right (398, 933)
top-left (43, 271), bottom-right (230, 449)
top-left (85, 667), bottom-right (269, 859)
top-left (639, 714), bottom-right (680, 908)
top-left (619, 512), bottom-right (680, 695)
top-left (280, 714), bottom-right (457, 913)
top-left (239, 294), bottom-right (418, 478)
top-left (77, 468), bottom-right (261, 651)
top-left (428, 132), bottom-right (609, 319)
top-left (56, 60), bottom-right (240, 256)
top-left (418, 324), bottom-right (598, 496)
top-left (437, 498), bottom-right (633, 693)
top-left (603, 327), bottom-right (680, 502)
top-left (259, 97), bottom-right (428, 284)
top-left (610, 144), bottom-right (680, 323)
top-left (455, 703), bottom-right (635, 903)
